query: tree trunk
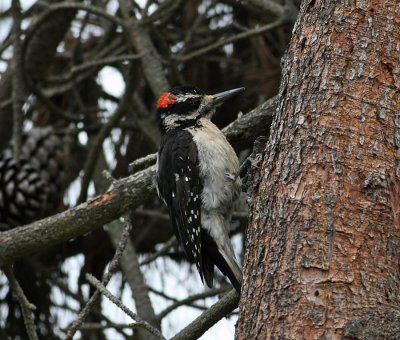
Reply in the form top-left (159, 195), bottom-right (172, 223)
top-left (237, 1), bottom-right (400, 338)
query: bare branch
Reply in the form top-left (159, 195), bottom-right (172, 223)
top-left (157, 286), bottom-right (230, 320)
top-left (70, 53), bottom-right (144, 75)
top-left (85, 273), bottom-right (165, 339)
top-left (173, 19), bottom-right (285, 62)
top-left (3, 266), bottom-right (39, 340)
top-left (79, 322), bottom-right (134, 331)
top-left (223, 95), bottom-right (276, 150)
top-left (0, 163), bottom-right (155, 266)
top-left (20, 1), bottom-right (129, 122)
top-left (118, 0), bottom-right (169, 96)
top-left (170, 289), bottom-right (239, 340)
top-left (20, 4), bottom-right (80, 121)
top-left (140, 0), bottom-right (185, 25)
top-left (65, 214), bottom-right (132, 339)
top-left (107, 218), bottom-right (160, 330)
top-left (11, 0), bottom-right (24, 165)
top-left (139, 236), bottom-right (177, 266)
top-left (37, 1), bottom-right (125, 27)
top-left (128, 153), bottom-right (158, 174)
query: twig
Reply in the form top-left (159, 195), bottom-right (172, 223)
top-left (139, 236), bottom-right (177, 266)
top-left (49, 53), bottom-right (145, 84)
top-left (45, 40), bottom-right (126, 86)
top-left (107, 217), bottom-right (160, 330)
top-left (85, 273), bottom-right (165, 339)
top-left (84, 273), bottom-right (137, 321)
top-left (20, 1), bottom-right (127, 122)
top-left (93, 151), bottom-right (160, 335)
top-left (148, 287), bottom-right (209, 312)
top-left (180, 0), bottom-right (214, 55)
top-left (0, 30), bottom-right (12, 56)
top-left (65, 214), bottom-right (132, 339)
top-left (157, 286), bottom-right (230, 320)
top-left (79, 322), bottom-right (134, 331)
top-left (37, 1), bottom-right (125, 26)
top-left (3, 266), bottom-right (39, 340)
top-left (140, 0), bottom-right (185, 26)
top-left (173, 19), bottom-right (284, 62)
top-left (11, 0), bottom-right (24, 166)
top-left (70, 53), bottom-right (144, 75)
top-left (171, 289), bottom-right (239, 340)
top-left (19, 3), bottom-right (81, 120)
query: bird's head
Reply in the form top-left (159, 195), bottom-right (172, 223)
top-left (156, 85), bottom-right (244, 132)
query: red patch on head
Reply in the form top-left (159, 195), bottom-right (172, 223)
top-left (157, 92), bottom-right (177, 109)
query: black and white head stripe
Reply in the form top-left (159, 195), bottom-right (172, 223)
top-left (169, 85), bottom-right (204, 96)
top-left (157, 86), bottom-right (205, 132)
top-left (156, 129), bottom-right (205, 280)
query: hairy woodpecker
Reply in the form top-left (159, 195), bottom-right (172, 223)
top-left (155, 85), bottom-right (244, 293)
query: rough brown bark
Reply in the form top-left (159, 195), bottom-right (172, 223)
top-left (237, 1), bottom-right (400, 338)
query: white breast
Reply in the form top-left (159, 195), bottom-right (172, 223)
top-left (188, 118), bottom-right (241, 212)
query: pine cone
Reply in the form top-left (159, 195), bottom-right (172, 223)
top-left (0, 127), bottom-right (70, 229)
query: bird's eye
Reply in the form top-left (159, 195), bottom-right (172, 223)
top-left (157, 92), bottom-right (177, 109)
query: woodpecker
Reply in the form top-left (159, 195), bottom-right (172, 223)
top-left (155, 85), bottom-right (244, 293)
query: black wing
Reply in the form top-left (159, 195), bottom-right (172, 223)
top-left (156, 130), bottom-right (205, 281)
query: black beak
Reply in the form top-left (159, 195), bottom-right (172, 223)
top-left (212, 87), bottom-right (245, 105)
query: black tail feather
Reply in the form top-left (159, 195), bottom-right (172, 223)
top-left (212, 249), bottom-right (242, 293)
top-left (201, 233), bottom-right (242, 294)
top-left (202, 250), bottom-right (214, 288)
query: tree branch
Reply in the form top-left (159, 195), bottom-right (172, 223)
top-left (170, 289), bottom-right (239, 340)
top-left (65, 214), bottom-right (132, 339)
top-left (173, 19), bottom-right (284, 62)
top-left (85, 273), bottom-right (165, 339)
top-left (107, 219), bottom-right (160, 330)
top-left (157, 286), bottom-right (230, 320)
top-left (139, 236), bottom-right (177, 266)
top-left (118, 0), bottom-right (169, 96)
top-left (37, 1), bottom-right (125, 27)
top-left (3, 266), bottom-right (39, 340)
top-left (11, 0), bottom-right (24, 165)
